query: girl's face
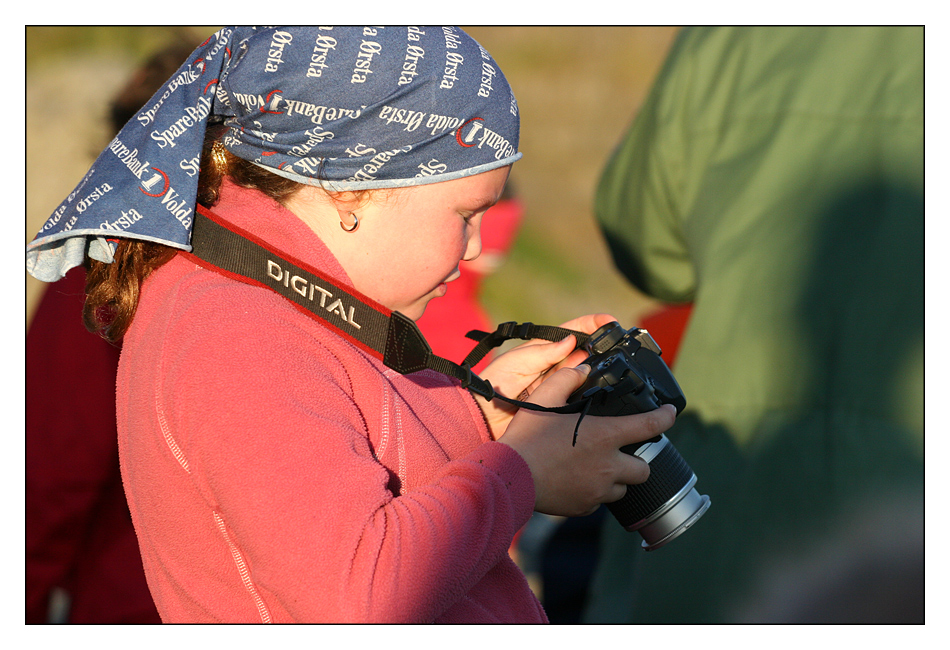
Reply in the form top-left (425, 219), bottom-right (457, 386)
top-left (320, 165), bottom-right (511, 321)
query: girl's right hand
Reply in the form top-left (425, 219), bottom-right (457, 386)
top-left (498, 364), bottom-right (677, 517)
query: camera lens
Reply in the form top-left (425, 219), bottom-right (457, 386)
top-left (608, 435), bottom-right (711, 551)
top-left (568, 322), bottom-right (709, 550)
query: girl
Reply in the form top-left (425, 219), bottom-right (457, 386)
top-left (27, 26), bottom-right (674, 623)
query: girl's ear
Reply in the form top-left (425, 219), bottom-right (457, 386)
top-left (325, 191), bottom-right (361, 230)
top-left (327, 190), bottom-right (368, 219)
top-left (286, 185), bottom-right (360, 216)
top-left (329, 187), bottom-right (397, 223)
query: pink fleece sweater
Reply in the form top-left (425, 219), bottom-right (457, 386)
top-left (116, 180), bottom-right (545, 623)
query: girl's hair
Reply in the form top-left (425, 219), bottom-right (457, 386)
top-left (83, 127), bottom-right (303, 343)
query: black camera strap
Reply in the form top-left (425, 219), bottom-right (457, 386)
top-left (184, 207), bottom-right (596, 424)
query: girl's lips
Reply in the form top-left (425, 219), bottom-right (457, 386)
top-left (432, 268), bottom-right (460, 297)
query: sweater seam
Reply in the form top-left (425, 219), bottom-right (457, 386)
top-left (212, 511), bottom-right (272, 623)
top-left (152, 271), bottom-right (191, 475)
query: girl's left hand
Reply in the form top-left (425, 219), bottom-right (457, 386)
top-left (474, 313), bottom-right (617, 440)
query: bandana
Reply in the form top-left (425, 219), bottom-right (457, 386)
top-left (26, 26), bottom-right (522, 283)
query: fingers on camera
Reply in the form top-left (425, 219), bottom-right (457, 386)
top-left (653, 403), bottom-right (677, 428)
top-left (601, 404), bottom-right (675, 442)
top-left (621, 455), bottom-right (650, 486)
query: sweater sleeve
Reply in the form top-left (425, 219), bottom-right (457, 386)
top-left (158, 279), bottom-right (536, 623)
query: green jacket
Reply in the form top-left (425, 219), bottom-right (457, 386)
top-left (585, 26), bottom-right (923, 623)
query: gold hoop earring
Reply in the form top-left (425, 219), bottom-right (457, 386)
top-left (340, 212), bottom-right (360, 232)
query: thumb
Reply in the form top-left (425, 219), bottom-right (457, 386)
top-left (532, 334), bottom-right (578, 365)
top-left (527, 363), bottom-right (591, 408)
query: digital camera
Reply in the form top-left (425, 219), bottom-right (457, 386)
top-left (568, 322), bottom-right (710, 551)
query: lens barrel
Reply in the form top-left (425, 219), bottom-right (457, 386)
top-left (609, 435), bottom-right (711, 551)
top-left (570, 322), bottom-right (710, 550)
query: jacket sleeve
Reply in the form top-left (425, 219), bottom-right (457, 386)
top-left (160, 281), bottom-right (536, 623)
top-left (595, 28), bottom-right (699, 304)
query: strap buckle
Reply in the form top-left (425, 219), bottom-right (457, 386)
top-left (495, 321), bottom-right (535, 342)
top-left (459, 363), bottom-right (495, 401)
top-left (516, 321), bottom-right (535, 340)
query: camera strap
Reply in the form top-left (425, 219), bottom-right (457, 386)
top-left (183, 207), bottom-right (596, 424)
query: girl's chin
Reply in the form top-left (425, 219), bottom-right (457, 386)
top-left (405, 288), bottom-right (447, 321)
top-left (401, 301), bottom-right (430, 322)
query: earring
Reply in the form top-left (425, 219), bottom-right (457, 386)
top-left (340, 212), bottom-right (360, 232)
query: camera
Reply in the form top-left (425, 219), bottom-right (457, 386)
top-left (568, 322), bottom-right (710, 551)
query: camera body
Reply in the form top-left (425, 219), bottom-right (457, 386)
top-left (568, 322), bottom-right (710, 551)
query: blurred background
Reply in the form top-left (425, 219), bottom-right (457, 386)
top-left (26, 26), bottom-right (680, 330)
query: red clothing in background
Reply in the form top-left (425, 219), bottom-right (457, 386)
top-left (26, 267), bottom-right (160, 624)
top-left (640, 303), bottom-right (693, 368)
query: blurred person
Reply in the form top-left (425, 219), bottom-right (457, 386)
top-left (26, 266), bottom-right (157, 624)
top-left (26, 34), bottom-right (197, 624)
top-left (26, 27), bottom-right (679, 623)
top-left (583, 26), bottom-right (923, 624)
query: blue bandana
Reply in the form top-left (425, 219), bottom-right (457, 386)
top-left (27, 26), bottom-right (522, 283)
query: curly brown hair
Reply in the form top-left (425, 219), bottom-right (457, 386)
top-left (83, 129), bottom-right (303, 343)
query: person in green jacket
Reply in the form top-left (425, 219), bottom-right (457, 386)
top-left (584, 26), bottom-right (923, 624)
